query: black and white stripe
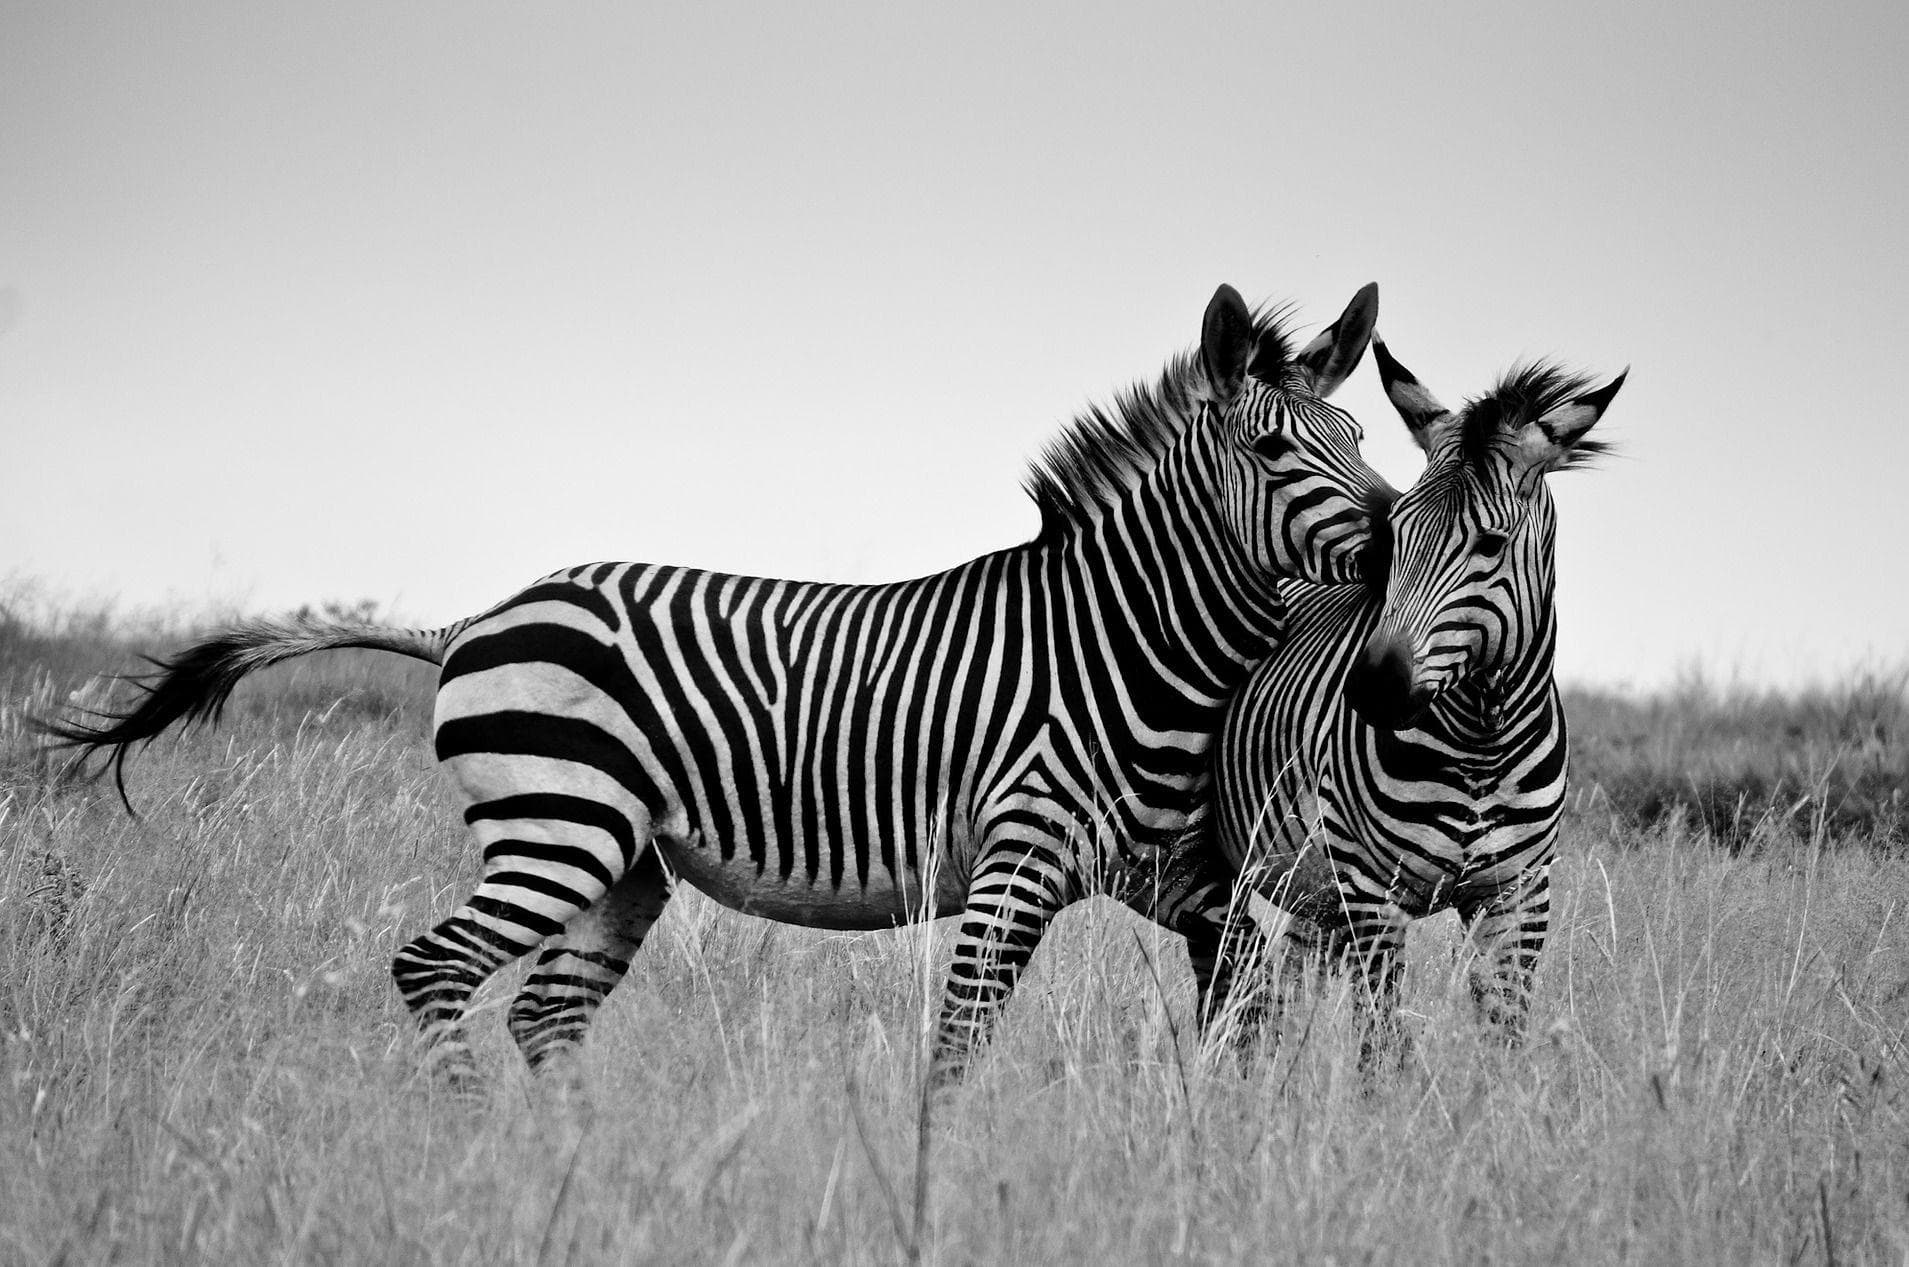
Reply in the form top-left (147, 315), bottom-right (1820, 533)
top-left (47, 284), bottom-right (1392, 1085)
top-left (1186, 334), bottom-right (1625, 1054)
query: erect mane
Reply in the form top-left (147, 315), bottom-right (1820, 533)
top-left (1460, 359), bottom-right (1615, 470)
top-left (1023, 306), bottom-right (1296, 538)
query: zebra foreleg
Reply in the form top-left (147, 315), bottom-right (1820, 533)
top-left (507, 843), bottom-right (675, 1076)
top-left (1185, 908), bottom-right (1276, 1050)
top-left (1339, 914), bottom-right (1410, 1075)
top-left (930, 838), bottom-right (1076, 1087)
top-left (1457, 868), bottom-right (1550, 1043)
top-left (1125, 846), bottom-right (1267, 1044)
top-left (1168, 870), bottom-right (1350, 1060)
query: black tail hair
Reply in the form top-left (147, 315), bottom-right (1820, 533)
top-left (35, 615), bottom-right (452, 813)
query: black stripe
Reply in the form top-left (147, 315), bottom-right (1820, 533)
top-left (692, 575), bottom-right (774, 873)
top-left (468, 894), bottom-right (564, 938)
top-left (897, 569), bottom-right (965, 873)
top-left (467, 793), bottom-right (637, 867)
top-left (479, 838), bottom-right (617, 889)
top-left (619, 584), bottom-right (730, 849)
top-left (436, 712), bottom-right (667, 817)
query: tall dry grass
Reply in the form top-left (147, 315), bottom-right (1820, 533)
top-left (3, 609), bottom-right (1907, 1263)
top-left (1567, 672), bottom-right (1907, 848)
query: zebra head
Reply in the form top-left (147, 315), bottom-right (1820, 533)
top-left (1344, 337), bottom-right (1627, 730)
top-left (1200, 283), bottom-right (1396, 587)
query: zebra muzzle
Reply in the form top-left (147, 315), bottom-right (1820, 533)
top-left (1344, 632), bottom-right (1432, 731)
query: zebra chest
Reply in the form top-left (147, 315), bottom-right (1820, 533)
top-left (1355, 747), bottom-right (1524, 910)
top-left (1450, 752), bottom-right (1507, 844)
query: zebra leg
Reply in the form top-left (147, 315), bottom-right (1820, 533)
top-left (1186, 908), bottom-right (1275, 1046)
top-left (1263, 912), bottom-right (1348, 1035)
top-left (1457, 867), bottom-right (1551, 1043)
top-left (390, 798), bottom-right (644, 1089)
top-left (1125, 844), bottom-right (1264, 1041)
top-left (931, 838), bottom-right (1076, 1086)
top-left (1340, 914), bottom-right (1409, 1073)
top-left (1155, 858), bottom-right (1347, 1056)
top-left (1182, 915), bottom-right (1232, 1034)
top-left (507, 843), bottom-right (675, 1074)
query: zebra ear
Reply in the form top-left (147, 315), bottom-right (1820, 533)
top-left (1524, 367), bottom-right (1628, 467)
top-left (1291, 282), bottom-right (1378, 398)
top-left (1200, 284), bottom-right (1254, 402)
top-left (1372, 333), bottom-right (1451, 451)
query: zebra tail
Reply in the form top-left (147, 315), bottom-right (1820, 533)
top-left (34, 613), bottom-right (466, 812)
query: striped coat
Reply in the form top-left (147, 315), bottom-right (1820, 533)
top-left (1186, 335), bottom-right (1625, 1055)
top-left (48, 283), bottom-right (1393, 1086)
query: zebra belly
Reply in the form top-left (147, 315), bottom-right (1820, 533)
top-left (655, 833), bottom-right (971, 931)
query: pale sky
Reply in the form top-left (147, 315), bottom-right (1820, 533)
top-left (4, 2), bottom-right (1905, 689)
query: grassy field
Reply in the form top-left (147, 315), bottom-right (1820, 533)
top-left (3, 606), bottom-right (1907, 1264)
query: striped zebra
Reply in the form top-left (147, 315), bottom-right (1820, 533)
top-left (48, 283), bottom-right (1393, 1087)
top-left (1187, 333), bottom-right (1625, 1057)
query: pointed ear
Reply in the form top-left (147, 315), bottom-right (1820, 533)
top-left (1521, 368), bottom-right (1628, 467)
top-left (1371, 332), bottom-right (1450, 452)
top-left (1291, 282), bottom-right (1378, 398)
top-left (1200, 284), bottom-right (1254, 402)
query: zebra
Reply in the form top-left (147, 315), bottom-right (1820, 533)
top-left (1183, 332), bottom-right (1625, 1058)
top-left (46, 283), bottom-right (1394, 1088)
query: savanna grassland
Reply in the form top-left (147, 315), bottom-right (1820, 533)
top-left (3, 601), bottom-right (1907, 1265)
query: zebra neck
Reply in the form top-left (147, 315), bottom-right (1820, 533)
top-left (1067, 433), bottom-right (1288, 699)
top-left (1431, 604), bottom-right (1558, 745)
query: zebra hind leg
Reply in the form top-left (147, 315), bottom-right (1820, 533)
top-left (1457, 870), bottom-right (1551, 1043)
top-left (931, 836), bottom-right (1076, 1088)
top-left (507, 843), bottom-right (674, 1078)
top-left (390, 799), bottom-right (641, 1091)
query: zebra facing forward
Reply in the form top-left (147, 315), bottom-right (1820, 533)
top-left (48, 283), bottom-right (1393, 1087)
top-left (1193, 333), bottom-right (1625, 1056)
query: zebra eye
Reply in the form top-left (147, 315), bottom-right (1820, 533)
top-left (1476, 531), bottom-right (1509, 558)
top-left (1251, 433), bottom-right (1293, 463)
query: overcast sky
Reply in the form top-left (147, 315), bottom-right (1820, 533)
top-left (4, 2), bottom-right (1905, 689)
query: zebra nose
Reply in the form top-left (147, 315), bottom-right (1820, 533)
top-left (1344, 632), bottom-right (1430, 731)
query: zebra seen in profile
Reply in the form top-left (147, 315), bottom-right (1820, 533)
top-left (47, 283), bottom-right (1393, 1087)
top-left (1186, 333), bottom-right (1625, 1055)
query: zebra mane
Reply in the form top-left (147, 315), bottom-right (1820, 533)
top-left (1462, 360), bottom-right (1615, 470)
top-left (1024, 306), bottom-right (1297, 538)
